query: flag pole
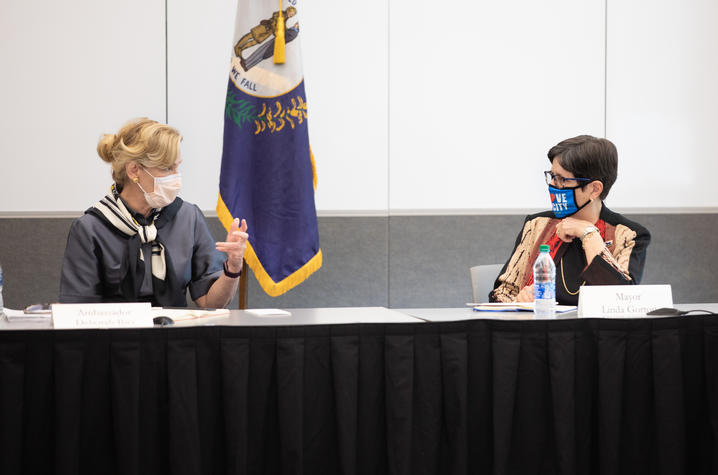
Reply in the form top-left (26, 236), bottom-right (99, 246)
top-left (239, 261), bottom-right (249, 309)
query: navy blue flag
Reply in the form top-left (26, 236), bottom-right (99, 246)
top-left (217, 0), bottom-right (321, 296)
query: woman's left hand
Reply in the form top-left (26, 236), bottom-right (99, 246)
top-left (216, 218), bottom-right (248, 273)
top-left (515, 284), bottom-right (534, 302)
top-left (555, 217), bottom-right (593, 242)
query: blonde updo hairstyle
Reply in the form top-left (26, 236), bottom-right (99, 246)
top-left (97, 118), bottom-right (182, 188)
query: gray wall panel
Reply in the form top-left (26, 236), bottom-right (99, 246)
top-left (0, 218), bottom-right (71, 309)
top-left (629, 213), bottom-right (718, 303)
top-left (1, 213), bottom-right (716, 310)
top-left (389, 213), bottom-right (718, 307)
top-left (207, 217), bottom-right (389, 309)
top-left (388, 215), bottom-right (525, 307)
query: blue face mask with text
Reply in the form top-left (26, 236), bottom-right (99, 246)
top-left (549, 185), bottom-right (590, 218)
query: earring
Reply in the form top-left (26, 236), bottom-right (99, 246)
top-left (132, 177), bottom-right (139, 183)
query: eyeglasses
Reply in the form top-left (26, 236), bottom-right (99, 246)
top-left (544, 171), bottom-right (593, 187)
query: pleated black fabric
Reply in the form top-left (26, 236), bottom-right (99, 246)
top-left (0, 341), bottom-right (25, 475)
top-left (110, 340), bottom-right (141, 475)
top-left (330, 335), bottom-right (359, 475)
top-left (222, 337), bottom-right (250, 475)
top-left (2, 316), bottom-right (718, 474)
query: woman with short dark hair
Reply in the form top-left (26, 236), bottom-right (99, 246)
top-left (490, 135), bottom-right (650, 305)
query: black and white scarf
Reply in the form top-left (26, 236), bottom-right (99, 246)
top-left (86, 190), bottom-right (186, 306)
top-left (93, 194), bottom-right (168, 280)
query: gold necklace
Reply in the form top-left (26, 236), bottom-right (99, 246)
top-left (560, 257), bottom-right (585, 295)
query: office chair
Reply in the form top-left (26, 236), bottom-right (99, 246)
top-left (470, 264), bottom-right (504, 303)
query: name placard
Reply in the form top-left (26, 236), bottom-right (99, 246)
top-left (577, 285), bottom-right (673, 318)
top-left (51, 303), bottom-right (154, 329)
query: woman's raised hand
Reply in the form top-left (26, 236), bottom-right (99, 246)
top-left (216, 218), bottom-right (248, 272)
top-left (555, 217), bottom-right (593, 242)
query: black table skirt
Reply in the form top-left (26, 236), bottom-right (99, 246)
top-left (1, 316), bottom-right (717, 475)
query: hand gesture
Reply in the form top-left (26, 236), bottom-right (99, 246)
top-left (216, 218), bottom-right (248, 273)
top-left (555, 217), bottom-right (592, 243)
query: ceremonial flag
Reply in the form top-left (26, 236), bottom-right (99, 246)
top-left (217, 0), bottom-right (321, 296)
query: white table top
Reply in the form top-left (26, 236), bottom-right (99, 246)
top-left (398, 307), bottom-right (575, 322)
top-left (398, 303), bottom-right (718, 323)
top-left (171, 307), bottom-right (423, 327)
top-left (0, 306), bottom-right (423, 330)
top-left (2, 304), bottom-right (717, 330)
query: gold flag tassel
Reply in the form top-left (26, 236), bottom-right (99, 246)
top-left (273, 0), bottom-right (286, 64)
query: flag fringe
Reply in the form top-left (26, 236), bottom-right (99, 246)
top-left (216, 193), bottom-right (322, 296)
top-left (310, 146), bottom-right (317, 190)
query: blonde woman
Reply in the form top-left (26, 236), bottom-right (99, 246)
top-left (60, 118), bottom-right (247, 308)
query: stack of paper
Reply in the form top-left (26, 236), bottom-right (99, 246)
top-left (244, 308), bottom-right (292, 317)
top-left (2, 307), bottom-right (52, 322)
top-left (151, 307), bottom-right (230, 322)
top-left (471, 302), bottom-right (577, 313)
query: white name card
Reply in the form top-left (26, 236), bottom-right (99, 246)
top-left (51, 303), bottom-right (154, 329)
top-left (577, 285), bottom-right (673, 318)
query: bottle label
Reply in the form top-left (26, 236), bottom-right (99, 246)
top-left (534, 281), bottom-right (555, 300)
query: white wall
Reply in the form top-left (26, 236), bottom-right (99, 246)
top-left (605, 0), bottom-right (718, 208)
top-left (389, 0), bottom-right (605, 211)
top-left (166, 0), bottom-right (236, 210)
top-left (1, 0), bottom-right (716, 214)
top-left (0, 0), bottom-right (166, 212)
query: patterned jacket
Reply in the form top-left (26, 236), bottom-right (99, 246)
top-left (490, 204), bottom-right (651, 305)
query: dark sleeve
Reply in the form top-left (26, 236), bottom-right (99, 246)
top-left (59, 219), bottom-right (104, 303)
top-left (581, 224), bottom-right (651, 285)
top-left (187, 206), bottom-right (224, 301)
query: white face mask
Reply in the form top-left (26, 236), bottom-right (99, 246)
top-left (137, 167), bottom-right (182, 209)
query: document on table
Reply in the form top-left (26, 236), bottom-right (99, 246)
top-left (2, 307), bottom-right (52, 321)
top-left (471, 302), bottom-right (577, 313)
top-left (152, 307), bottom-right (231, 321)
top-left (244, 308), bottom-right (292, 317)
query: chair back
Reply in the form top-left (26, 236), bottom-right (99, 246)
top-left (470, 264), bottom-right (504, 303)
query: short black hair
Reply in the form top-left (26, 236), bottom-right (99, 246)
top-left (547, 135), bottom-right (618, 200)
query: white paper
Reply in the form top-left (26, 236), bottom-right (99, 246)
top-left (472, 302), bottom-right (577, 313)
top-left (152, 307), bottom-right (230, 322)
top-left (245, 308), bottom-right (292, 317)
top-left (2, 307), bottom-right (52, 321)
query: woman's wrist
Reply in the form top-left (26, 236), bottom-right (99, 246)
top-left (580, 225), bottom-right (600, 243)
top-left (581, 231), bottom-right (605, 264)
top-left (223, 260), bottom-right (242, 278)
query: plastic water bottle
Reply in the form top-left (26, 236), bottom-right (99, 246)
top-left (0, 263), bottom-right (5, 318)
top-left (533, 245), bottom-right (556, 318)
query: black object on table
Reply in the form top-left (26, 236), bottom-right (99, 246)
top-left (152, 316), bottom-right (174, 326)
